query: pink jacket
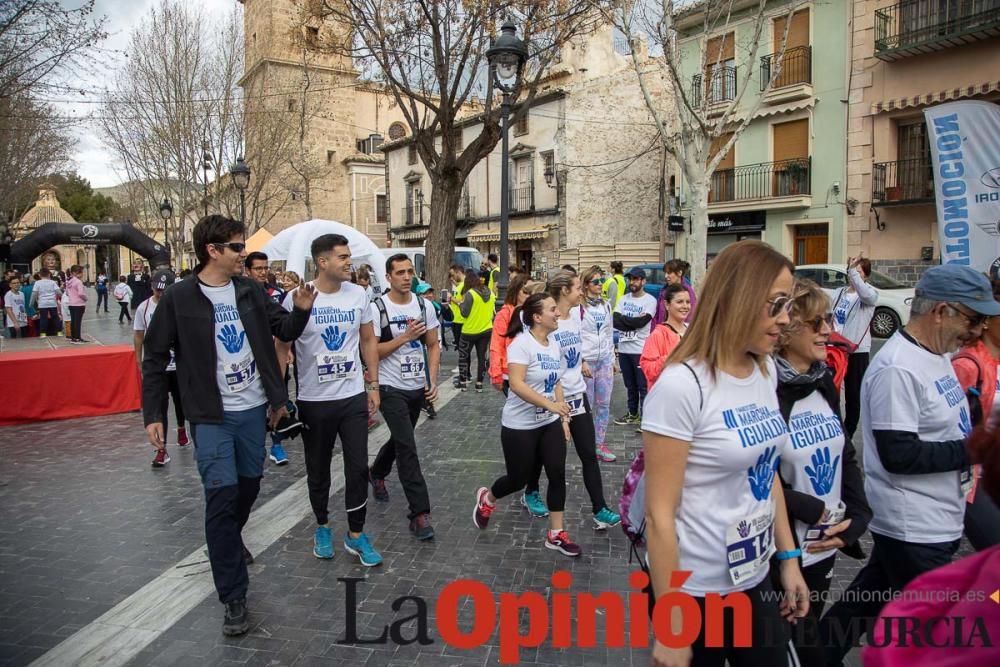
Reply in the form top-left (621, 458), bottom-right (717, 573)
top-left (639, 323), bottom-right (682, 386)
top-left (66, 276), bottom-right (88, 306)
top-left (863, 545), bottom-right (1000, 667)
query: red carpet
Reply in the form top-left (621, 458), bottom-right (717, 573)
top-left (0, 345), bottom-right (142, 426)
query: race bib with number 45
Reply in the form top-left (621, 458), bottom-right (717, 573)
top-left (316, 352), bottom-right (356, 383)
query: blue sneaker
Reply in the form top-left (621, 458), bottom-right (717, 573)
top-left (313, 525), bottom-right (334, 559)
top-left (593, 507), bottom-right (622, 530)
top-left (269, 442), bottom-right (289, 466)
top-left (344, 533), bottom-right (383, 567)
top-left (520, 491), bottom-right (549, 518)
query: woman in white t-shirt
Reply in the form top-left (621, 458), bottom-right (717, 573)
top-left (774, 278), bottom-right (872, 666)
top-left (473, 293), bottom-right (580, 557)
top-left (521, 271), bottom-right (622, 529)
top-left (641, 240), bottom-right (809, 666)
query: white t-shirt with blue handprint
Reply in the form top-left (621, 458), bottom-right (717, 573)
top-left (641, 357), bottom-right (789, 595)
top-left (554, 313), bottom-right (586, 399)
top-left (369, 293), bottom-right (440, 392)
top-left (283, 281), bottom-right (372, 402)
top-left (200, 282), bottom-right (267, 411)
top-left (780, 390), bottom-right (846, 567)
top-left (502, 331), bottom-right (562, 430)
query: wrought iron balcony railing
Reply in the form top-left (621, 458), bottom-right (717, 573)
top-left (872, 158), bottom-right (935, 205)
top-left (874, 0), bottom-right (1000, 60)
top-left (509, 185), bottom-right (534, 213)
top-left (693, 66), bottom-right (738, 106)
top-left (708, 157), bottom-right (811, 204)
top-left (760, 45), bottom-right (812, 90)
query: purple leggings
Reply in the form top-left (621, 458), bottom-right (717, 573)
top-left (584, 355), bottom-right (614, 445)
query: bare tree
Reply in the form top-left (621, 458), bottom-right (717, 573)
top-left (0, 0), bottom-right (108, 100)
top-left (316, 0), bottom-right (598, 288)
top-left (98, 0), bottom-right (244, 261)
top-left (597, 0), bottom-right (804, 284)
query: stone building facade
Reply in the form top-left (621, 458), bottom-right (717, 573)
top-left (237, 0), bottom-right (411, 243)
top-left (846, 0), bottom-right (1000, 284)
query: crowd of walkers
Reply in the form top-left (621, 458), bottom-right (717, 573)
top-left (122, 213), bottom-right (999, 666)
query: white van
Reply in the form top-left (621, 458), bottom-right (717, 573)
top-left (369, 246), bottom-right (484, 286)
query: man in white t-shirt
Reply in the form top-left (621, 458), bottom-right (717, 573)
top-left (134, 269), bottom-right (188, 467)
top-left (276, 234), bottom-right (383, 566)
top-left (30, 268), bottom-right (62, 337)
top-left (368, 254), bottom-right (441, 541)
top-left (819, 264), bottom-right (1000, 665)
top-left (612, 267), bottom-right (657, 426)
top-left (141, 214), bottom-right (316, 637)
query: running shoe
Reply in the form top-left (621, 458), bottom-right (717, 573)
top-left (422, 402), bottom-right (437, 419)
top-left (313, 525), bottom-right (334, 559)
top-left (520, 491), bottom-right (549, 518)
top-left (370, 472), bottom-right (389, 502)
top-left (273, 414), bottom-right (303, 439)
top-left (269, 443), bottom-right (289, 466)
top-left (593, 507), bottom-right (622, 530)
top-left (222, 598), bottom-right (249, 636)
top-left (545, 530), bottom-right (582, 557)
top-left (475, 382), bottom-right (483, 393)
top-left (473, 487), bottom-right (495, 529)
top-left (409, 513), bottom-right (435, 540)
top-left (595, 444), bottom-right (617, 462)
top-left (613, 412), bottom-right (639, 425)
top-left (344, 532), bottom-right (382, 567)
top-left (177, 427), bottom-right (190, 447)
top-left (452, 377), bottom-right (467, 391)
top-left (152, 449), bottom-right (170, 467)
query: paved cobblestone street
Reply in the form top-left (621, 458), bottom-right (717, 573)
top-left (0, 302), bottom-right (894, 665)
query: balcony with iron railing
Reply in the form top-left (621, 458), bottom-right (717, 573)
top-left (708, 157), bottom-right (812, 211)
top-left (400, 204), bottom-right (423, 226)
top-left (874, 0), bottom-right (1000, 61)
top-left (759, 45), bottom-right (812, 104)
top-left (509, 184), bottom-right (534, 213)
top-left (692, 66), bottom-right (738, 111)
top-left (872, 157), bottom-right (935, 205)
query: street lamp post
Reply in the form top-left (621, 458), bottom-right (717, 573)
top-left (486, 20), bottom-right (528, 303)
top-left (158, 197), bottom-right (173, 267)
top-left (230, 156), bottom-right (251, 225)
top-left (202, 145), bottom-right (213, 217)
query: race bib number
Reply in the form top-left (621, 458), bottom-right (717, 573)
top-left (620, 330), bottom-right (638, 341)
top-left (225, 354), bottom-right (257, 392)
top-left (535, 393), bottom-right (555, 422)
top-left (725, 503), bottom-right (775, 585)
top-left (566, 392), bottom-right (586, 417)
top-left (401, 351), bottom-right (424, 381)
top-left (804, 502), bottom-right (846, 543)
top-left (316, 352), bottom-right (356, 383)
top-left (961, 467), bottom-right (975, 496)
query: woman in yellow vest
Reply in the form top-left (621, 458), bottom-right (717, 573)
top-left (457, 268), bottom-right (496, 392)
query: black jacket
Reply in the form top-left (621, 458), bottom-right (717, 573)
top-left (776, 370), bottom-right (872, 560)
top-left (128, 272), bottom-right (152, 308)
top-left (142, 274), bottom-right (309, 426)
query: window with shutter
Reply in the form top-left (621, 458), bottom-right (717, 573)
top-left (772, 119), bottom-right (809, 196)
top-left (708, 133), bottom-right (735, 203)
top-left (772, 9), bottom-right (810, 87)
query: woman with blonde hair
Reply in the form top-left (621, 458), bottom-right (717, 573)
top-left (773, 278), bottom-right (871, 666)
top-left (280, 271), bottom-right (301, 294)
top-left (642, 240), bottom-right (809, 666)
top-left (580, 265), bottom-right (618, 462)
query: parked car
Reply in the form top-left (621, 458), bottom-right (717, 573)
top-left (793, 263), bottom-right (914, 338)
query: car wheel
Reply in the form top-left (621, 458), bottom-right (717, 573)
top-left (871, 307), bottom-right (900, 339)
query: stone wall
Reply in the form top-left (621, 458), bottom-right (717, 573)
top-left (870, 258), bottom-right (935, 286)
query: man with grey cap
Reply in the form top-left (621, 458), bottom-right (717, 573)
top-left (819, 264), bottom-right (1000, 665)
top-left (134, 268), bottom-right (188, 466)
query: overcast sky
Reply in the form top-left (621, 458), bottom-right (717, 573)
top-left (65, 0), bottom-right (234, 189)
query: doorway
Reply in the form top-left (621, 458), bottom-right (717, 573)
top-left (793, 223), bottom-right (828, 265)
top-left (516, 241), bottom-right (533, 275)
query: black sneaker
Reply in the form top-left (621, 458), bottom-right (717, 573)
top-left (370, 471), bottom-right (389, 502)
top-left (423, 401), bottom-right (437, 419)
top-left (222, 598), bottom-right (249, 636)
top-left (409, 513), bottom-right (435, 540)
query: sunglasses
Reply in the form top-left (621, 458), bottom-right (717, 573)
top-left (589, 278), bottom-right (605, 285)
top-left (804, 313), bottom-right (835, 332)
top-left (213, 242), bottom-right (247, 254)
top-left (766, 295), bottom-right (794, 318)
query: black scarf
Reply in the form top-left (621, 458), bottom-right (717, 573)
top-left (775, 356), bottom-right (842, 423)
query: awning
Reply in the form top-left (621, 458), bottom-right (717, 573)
top-left (466, 228), bottom-right (549, 242)
top-left (390, 228), bottom-right (428, 241)
top-left (752, 98), bottom-right (814, 119)
top-left (871, 80), bottom-right (1000, 114)
top-left (245, 228), bottom-right (273, 253)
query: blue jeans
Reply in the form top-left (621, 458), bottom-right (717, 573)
top-left (191, 403), bottom-right (267, 602)
top-left (619, 352), bottom-right (647, 415)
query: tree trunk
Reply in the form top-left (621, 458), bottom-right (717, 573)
top-left (687, 174), bottom-right (711, 287)
top-left (423, 177), bottom-right (464, 292)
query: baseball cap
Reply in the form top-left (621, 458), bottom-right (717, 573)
top-left (625, 267), bottom-right (647, 280)
top-left (915, 265), bottom-right (1000, 316)
top-left (414, 281), bottom-right (433, 295)
top-left (152, 269), bottom-right (176, 291)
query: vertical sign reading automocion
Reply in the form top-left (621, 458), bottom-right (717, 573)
top-left (925, 100), bottom-right (1000, 275)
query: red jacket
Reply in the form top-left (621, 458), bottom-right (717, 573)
top-left (952, 340), bottom-right (999, 420)
top-left (640, 324), bottom-right (682, 386)
top-left (825, 332), bottom-right (855, 393)
top-left (489, 304), bottom-right (514, 385)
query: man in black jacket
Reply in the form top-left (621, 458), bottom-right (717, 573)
top-left (127, 259), bottom-right (152, 310)
top-left (142, 214), bottom-right (316, 636)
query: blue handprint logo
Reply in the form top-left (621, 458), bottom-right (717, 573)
top-left (408, 339), bottom-right (421, 349)
top-left (959, 406), bottom-right (972, 436)
top-left (543, 372), bottom-right (558, 394)
top-left (217, 324), bottom-right (245, 354)
top-left (321, 325), bottom-right (347, 351)
top-left (564, 347), bottom-right (581, 369)
top-left (805, 446), bottom-right (841, 496)
top-left (737, 520), bottom-right (750, 538)
top-left (747, 446), bottom-right (778, 501)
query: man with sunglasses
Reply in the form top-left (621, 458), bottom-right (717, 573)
top-left (141, 215), bottom-right (317, 637)
top-left (819, 264), bottom-right (1000, 665)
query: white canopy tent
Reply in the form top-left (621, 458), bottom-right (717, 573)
top-left (260, 219), bottom-right (385, 287)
